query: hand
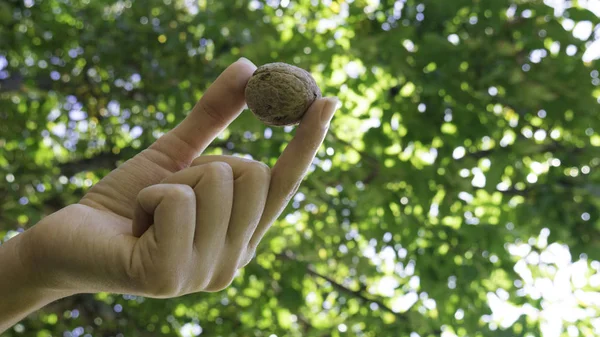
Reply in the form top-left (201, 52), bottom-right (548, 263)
top-left (17, 58), bottom-right (339, 298)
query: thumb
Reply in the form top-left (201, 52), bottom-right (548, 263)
top-left (132, 184), bottom-right (197, 256)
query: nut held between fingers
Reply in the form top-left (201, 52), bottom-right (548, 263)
top-left (244, 62), bottom-right (322, 127)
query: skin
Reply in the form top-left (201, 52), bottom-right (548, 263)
top-left (0, 58), bottom-right (338, 333)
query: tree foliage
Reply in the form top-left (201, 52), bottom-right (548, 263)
top-left (1, 0), bottom-right (599, 336)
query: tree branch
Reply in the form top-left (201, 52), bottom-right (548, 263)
top-left (328, 132), bottom-right (381, 184)
top-left (278, 252), bottom-right (405, 321)
top-left (328, 132), bottom-right (379, 164)
top-left (276, 252), bottom-right (447, 335)
top-left (307, 266), bottom-right (401, 319)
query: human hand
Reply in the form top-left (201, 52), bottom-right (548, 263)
top-left (18, 58), bottom-right (339, 298)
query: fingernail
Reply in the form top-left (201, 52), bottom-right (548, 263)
top-left (237, 57), bottom-right (255, 66)
top-left (320, 97), bottom-right (339, 125)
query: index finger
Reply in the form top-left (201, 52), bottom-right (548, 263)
top-left (248, 97), bottom-right (339, 249)
top-left (149, 58), bottom-right (257, 168)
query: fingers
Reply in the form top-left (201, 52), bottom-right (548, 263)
top-left (190, 156), bottom-right (271, 243)
top-left (149, 58), bottom-right (257, 167)
top-left (133, 184), bottom-right (197, 256)
top-left (160, 162), bottom-right (235, 253)
top-left (249, 97), bottom-right (339, 249)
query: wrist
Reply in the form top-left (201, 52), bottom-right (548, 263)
top-left (16, 226), bottom-right (78, 297)
top-left (0, 232), bottom-right (72, 331)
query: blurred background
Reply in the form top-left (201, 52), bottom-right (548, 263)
top-left (1, 0), bottom-right (600, 336)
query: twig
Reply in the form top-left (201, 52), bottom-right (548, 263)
top-left (277, 252), bottom-right (405, 321)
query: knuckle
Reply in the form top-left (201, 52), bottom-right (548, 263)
top-left (249, 161), bottom-right (271, 178)
top-left (188, 263), bottom-right (213, 291)
top-left (204, 161), bottom-right (233, 178)
top-left (198, 100), bottom-right (227, 126)
top-left (240, 248), bottom-right (256, 267)
top-left (166, 184), bottom-right (195, 200)
top-left (145, 267), bottom-right (184, 298)
top-left (205, 271), bottom-right (236, 293)
top-left (240, 256), bottom-right (253, 268)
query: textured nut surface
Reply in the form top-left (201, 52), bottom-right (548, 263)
top-left (245, 62), bottom-right (322, 126)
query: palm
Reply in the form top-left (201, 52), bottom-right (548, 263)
top-left (31, 203), bottom-right (133, 293)
top-left (81, 148), bottom-right (187, 219)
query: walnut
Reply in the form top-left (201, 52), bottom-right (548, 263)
top-left (244, 62), bottom-right (322, 126)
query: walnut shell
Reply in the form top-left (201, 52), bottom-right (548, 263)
top-left (245, 62), bottom-right (322, 126)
